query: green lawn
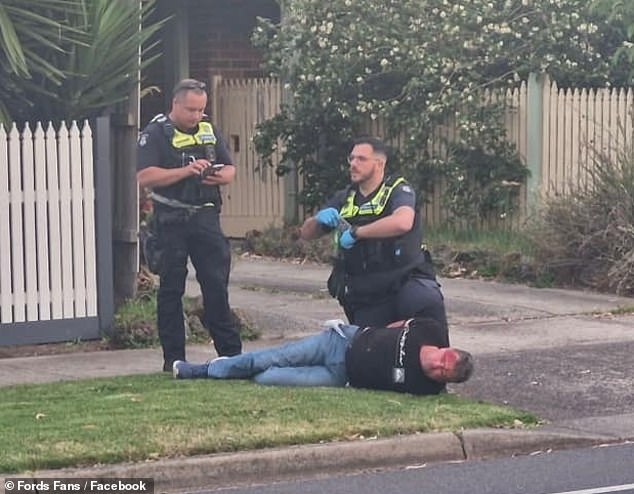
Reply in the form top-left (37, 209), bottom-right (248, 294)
top-left (1, 374), bottom-right (538, 473)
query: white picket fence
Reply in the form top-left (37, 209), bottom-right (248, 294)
top-left (0, 120), bottom-right (98, 325)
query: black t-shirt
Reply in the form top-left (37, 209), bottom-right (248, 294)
top-left (137, 118), bottom-right (232, 171)
top-left (346, 318), bottom-right (449, 395)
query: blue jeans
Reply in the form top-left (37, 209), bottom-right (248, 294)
top-left (208, 322), bottom-right (359, 387)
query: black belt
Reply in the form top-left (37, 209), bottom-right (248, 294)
top-left (150, 192), bottom-right (215, 211)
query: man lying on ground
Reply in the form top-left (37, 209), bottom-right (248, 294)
top-left (173, 317), bottom-right (473, 395)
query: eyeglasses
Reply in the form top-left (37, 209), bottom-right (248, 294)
top-left (347, 154), bottom-right (378, 164)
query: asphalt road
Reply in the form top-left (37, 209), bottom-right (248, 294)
top-left (457, 339), bottom-right (634, 421)
top-left (224, 258), bottom-right (634, 423)
top-left (205, 442), bottom-right (634, 494)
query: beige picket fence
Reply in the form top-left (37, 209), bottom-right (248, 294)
top-left (0, 121), bottom-right (98, 325)
top-left (211, 74), bottom-right (633, 236)
top-left (541, 81), bottom-right (633, 197)
top-left (210, 77), bottom-right (287, 237)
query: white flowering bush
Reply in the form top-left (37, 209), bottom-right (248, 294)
top-left (589, 0), bottom-right (634, 86)
top-left (253, 0), bottom-right (628, 218)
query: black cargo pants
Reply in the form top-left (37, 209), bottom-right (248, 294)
top-left (343, 276), bottom-right (448, 338)
top-left (154, 206), bottom-right (242, 368)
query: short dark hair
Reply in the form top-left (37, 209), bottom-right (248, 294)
top-left (451, 349), bottom-right (474, 383)
top-left (409, 316), bottom-right (474, 384)
top-left (172, 78), bottom-right (207, 98)
top-left (352, 136), bottom-right (389, 160)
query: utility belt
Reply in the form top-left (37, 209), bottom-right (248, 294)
top-left (328, 240), bottom-right (400, 304)
top-left (141, 193), bottom-right (216, 275)
top-left (150, 192), bottom-right (215, 213)
top-left (327, 256), bottom-right (435, 305)
top-left (327, 259), bottom-right (403, 305)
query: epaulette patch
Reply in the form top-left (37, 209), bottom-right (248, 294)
top-left (150, 113), bottom-right (167, 123)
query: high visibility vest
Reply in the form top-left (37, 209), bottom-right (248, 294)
top-left (333, 176), bottom-right (434, 299)
top-left (151, 114), bottom-right (221, 207)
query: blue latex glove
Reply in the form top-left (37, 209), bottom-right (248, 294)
top-left (339, 228), bottom-right (357, 249)
top-left (315, 207), bottom-right (341, 228)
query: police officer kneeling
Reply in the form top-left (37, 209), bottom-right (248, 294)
top-left (301, 136), bottom-right (447, 331)
top-left (137, 78), bottom-right (242, 371)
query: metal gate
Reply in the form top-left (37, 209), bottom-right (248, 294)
top-left (0, 117), bottom-right (113, 345)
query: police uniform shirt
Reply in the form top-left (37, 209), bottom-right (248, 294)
top-left (323, 179), bottom-right (416, 220)
top-left (346, 318), bottom-right (449, 395)
top-left (137, 119), bottom-right (233, 172)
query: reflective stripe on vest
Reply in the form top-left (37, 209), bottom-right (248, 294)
top-left (339, 177), bottom-right (406, 220)
top-left (333, 176), bottom-right (428, 284)
top-left (149, 116), bottom-right (221, 207)
top-left (171, 121), bottom-right (217, 149)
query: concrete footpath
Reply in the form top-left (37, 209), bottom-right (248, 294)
top-left (1, 256), bottom-right (634, 491)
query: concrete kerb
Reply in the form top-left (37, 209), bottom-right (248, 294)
top-left (3, 429), bottom-right (622, 493)
top-left (458, 428), bottom-right (617, 461)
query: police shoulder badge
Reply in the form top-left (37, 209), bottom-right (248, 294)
top-left (138, 133), bottom-right (148, 147)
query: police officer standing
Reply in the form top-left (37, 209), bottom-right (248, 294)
top-left (137, 78), bottom-right (242, 371)
top-left (300, 136), bottom-right (447, 331)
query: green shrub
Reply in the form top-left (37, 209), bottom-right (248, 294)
top-left (109, 271), bottom-right (260, 349)
top-left (425, 226), bottom-right (539, 282)
top-left (528, 139), bottom-right (634, 295)
top-left (241, 225), bottom-right (334, 264)
top-left (238, 223), bottom-right (540, 285)
top-left (110, 289), bottom-right (159, 348)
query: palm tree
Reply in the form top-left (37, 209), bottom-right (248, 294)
top-left (0, 0), bottom-right (80, 123)
top-left (0, 0), bottom-right (164, 125)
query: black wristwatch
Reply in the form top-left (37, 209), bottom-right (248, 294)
top-left (349, 226), bottom-right (359, 239)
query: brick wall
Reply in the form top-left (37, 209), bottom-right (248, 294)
top-left (189, 0), bottom-right (280, 81)
top-left (141, 0), bottom-right (280, 126)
